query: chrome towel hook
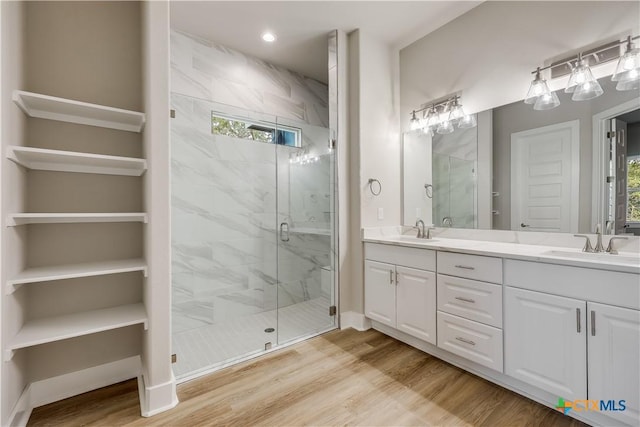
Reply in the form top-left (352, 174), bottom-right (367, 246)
top-left (368, 178), bottom-right (382, 196)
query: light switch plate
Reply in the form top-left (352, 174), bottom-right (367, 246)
top-left (377, 207), bottom-right (384, 220)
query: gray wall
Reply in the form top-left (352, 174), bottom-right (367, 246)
top-left (23, 0), bottom-right (143, 382)
top-left (492, 77), bottom-right (639, 232)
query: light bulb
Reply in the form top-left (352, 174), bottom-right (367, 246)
top-left (623, 56), bottom-right (635, 70)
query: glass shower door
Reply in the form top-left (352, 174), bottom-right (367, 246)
top-left (275, 117), bottom-right (336, 345)
top-left (171, 93), bottom-right (279, 379)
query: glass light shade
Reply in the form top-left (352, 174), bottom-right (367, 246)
top-left (613, 67), bottom-right (640, 91)
top-left (422, 126), bottom-right (434, 137)
top-left (533, 91), bottom-right (560, 110)
top-left (525, 76), bottom-right (551, 104)
top-left (409, 111), bottom-right (421, 130)
top-left (458, 113), bottom-right (477, 129)
top-left (616, 76), bottom-right (640, 91)
top-left (571, 79), bottom-right (604, 101)
top-left (448, 101), bottom-right (465, 122)
top-left (612, 46), bottom-right (640, 81)
top-left (436, 119), bottom-right (454, 134)
top-left (565, 60), bottom-right (596, 93)
top-left (425, 108), bottom-right (439, 128)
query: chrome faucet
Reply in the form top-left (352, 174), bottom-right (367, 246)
top-left (425, 226), bottom-right (435, 239)
top-left (415, 219), bottom-right (426, 238)
top-left (594, 223), bottom-right (605, 253)
top-left (606, 236), bottom-right (628, 255)
top-left (574, 234), bottom-right (595, 252)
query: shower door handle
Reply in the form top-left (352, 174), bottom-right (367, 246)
top-left (280, 222), bottom-right (290, 242)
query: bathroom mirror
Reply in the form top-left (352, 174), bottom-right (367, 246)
top-left (402, 75), bottom-right (640, 235)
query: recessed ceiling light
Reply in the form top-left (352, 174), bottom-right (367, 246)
top-left (262, 32), bottom-right (276, 43)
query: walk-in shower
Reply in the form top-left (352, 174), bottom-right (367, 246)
top-left (170, 92), bottom-right (336, 379)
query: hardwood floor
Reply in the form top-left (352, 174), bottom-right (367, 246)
top-left (28, 329), bottom-right (587, 426)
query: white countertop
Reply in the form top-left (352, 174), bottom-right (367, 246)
top-left (363, 234), bottom-right (640, 274)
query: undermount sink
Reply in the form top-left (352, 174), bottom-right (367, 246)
top-left (543, 250), bottom-right (640, 266)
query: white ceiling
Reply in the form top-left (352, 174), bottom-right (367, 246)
top-left (170, 1), bottom-right (481, 83)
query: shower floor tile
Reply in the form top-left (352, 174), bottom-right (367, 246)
top-left (172, 296), bottom-right (333, 379)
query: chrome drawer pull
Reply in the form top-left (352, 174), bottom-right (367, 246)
top-left (576, 308), bottom-right (581, 333)
top-left (591, 310), bottom-right (596, 336)
top-left (455, 336), bottom-right (476, 346)
top-left (389, 270), bottom-right (393, 284)
top-left (454, 296), bottom-right (476, 304)
top-left (455, 265), bottom-right (475, 270)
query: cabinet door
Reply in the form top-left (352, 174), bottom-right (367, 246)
top-left (396, 266), bottom-right (436, 344)
top-left (364, 260), bottom-right (396, 327)
top-left (588, 302), bottom-right (640, 425)
top-left (505, 287), bottom-right (586, 400)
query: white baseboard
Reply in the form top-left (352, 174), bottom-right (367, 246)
top-left (138, 372), bottom-right (179, 417)
top-left (30, 356), bottom-right (142, 408)
top-left (339, 311), bottom-right (371, 331)
top-left (6, 356), bottom-right (142, 427)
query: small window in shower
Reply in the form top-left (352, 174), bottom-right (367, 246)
top-left (211, 112), bottom-right (301, 147)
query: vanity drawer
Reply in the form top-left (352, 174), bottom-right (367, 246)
top-left (504, 259), bottom-right (640, 310)
top-left (437, 311), bottom-right (503, 372)
top-left (437, 274), bottom-right (502, 328)
top-left (365, 243), bottom-right (436, 271)
top-left (437, 252), bottom-right (503, 284)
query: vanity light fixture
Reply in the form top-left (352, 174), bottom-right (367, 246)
top-left (409, 95), bottom-right (477, 133)
top-left (525, 34), bottom-right (639, 110)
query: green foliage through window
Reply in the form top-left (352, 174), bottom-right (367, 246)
top-left (628, 158), bottom-right (640, 222)
top-left (211, 113), bottom-right (300, 147)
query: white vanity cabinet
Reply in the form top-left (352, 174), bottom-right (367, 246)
top-left (588, 302), bottom-right (640, 425)
top-left (504, 259), bottom-right (640, 426)
top-left (364, 243), bottom-right (437, 344)
top-left (505, 287), bottom-right (587, 400)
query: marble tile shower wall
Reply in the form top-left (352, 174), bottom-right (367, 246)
top-left (170, 30), bottom-right (331, 336)
top-left (171, 29), bottom-right (329, 128)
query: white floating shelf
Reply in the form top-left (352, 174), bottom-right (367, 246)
top-left (12, 90), bottom-right (145, 133)
top-left (7, 146), bottom-right (147, 176)
top-left (5, 303), bottom-right (147, 359)
top-left (7, 212), bottom-right (148, 226)
top-left (6, 258), bottom-right (147, 294)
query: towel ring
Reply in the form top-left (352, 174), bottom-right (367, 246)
top-left (424, 184), bottom-right (433, 199)
top-left (368, 178), bottom-right (382, 196)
